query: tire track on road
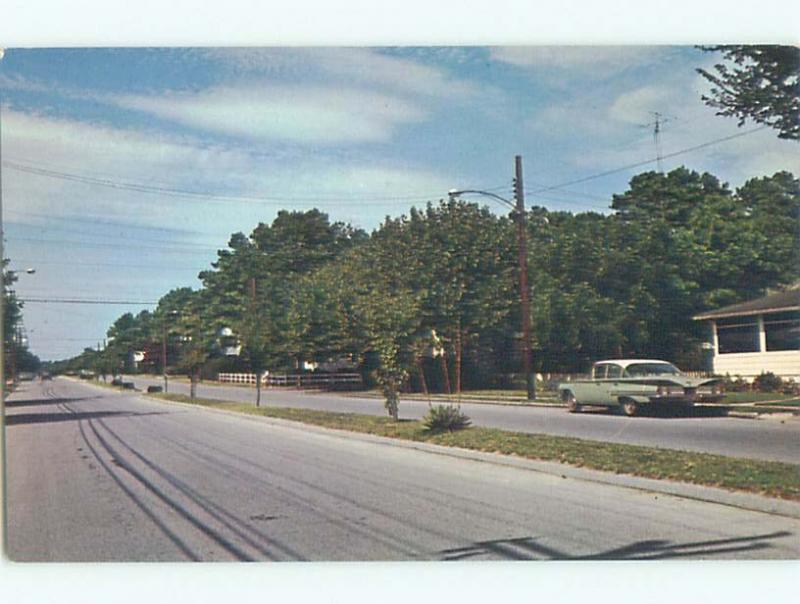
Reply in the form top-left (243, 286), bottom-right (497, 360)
top-left (94, 416), bottom-right (304, 561)
top-left (54, 392), bottom-right (253, 561)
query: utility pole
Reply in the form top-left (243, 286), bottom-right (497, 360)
top-left (162, 323), bottom-right (168, 392)
top-left (514, 155), bottom-right (536, 400)
top-left (247, 276), bottom-right (263, 407)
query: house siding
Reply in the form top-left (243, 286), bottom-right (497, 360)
top-left (713, 350), bottom-right (800, 380)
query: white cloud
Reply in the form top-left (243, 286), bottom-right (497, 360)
top-left (1, 108), bottom-right (456, 231)
top-left (110, 85), bottom-right (427, 144)
top-left (202, 47), bottom-right (479, 100)
top-left (490, 46), bottom-right (662, 75)
top-left (523, 64), bottom-right (798, 194)
top-left (608, 85), bottom-right (673, 125)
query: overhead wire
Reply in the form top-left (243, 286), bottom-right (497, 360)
top-left (19, 297), bottom-right (159, 305)
top-left (525, 125), bottom-right (770, 196)
top-left (2, 158), bottom-right (504, 206)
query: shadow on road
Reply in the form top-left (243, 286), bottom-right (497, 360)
top-left (438, 531), bottom-right (793, 560)
top-left (3, 395), bottom-right (107, 408)
top-left (578, 405), bottom-right (730, 419)
top-left (5, 410), bottom-right (170, 426)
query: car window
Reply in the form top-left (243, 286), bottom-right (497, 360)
top-left (624, 363), bottom-right (681, 377)
top-left (593, 364), bottom-right (607, 379)
top-left (606, 364), bottom-right (622, 378)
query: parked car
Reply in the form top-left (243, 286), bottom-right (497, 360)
top-left (558, 359), bottom-right (724, 416)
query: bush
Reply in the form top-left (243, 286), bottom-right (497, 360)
top-left (423, 404), bottom-right (472, 433)
top-left (722, 374), bottom-right (751, 392)
top-left (781, 379), bottom-right (800, 396)
top-left (753, 372), bottom-right (783, 392)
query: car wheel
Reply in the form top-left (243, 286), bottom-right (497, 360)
top-left (621, 399), bottom-right (639, 417)
top-left (564, 391), bottom-right (582, 413)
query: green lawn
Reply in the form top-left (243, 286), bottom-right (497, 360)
top-left (722, 392), bottom-right (800, 406)
top-left (150, 392), bottom-right (800, 501)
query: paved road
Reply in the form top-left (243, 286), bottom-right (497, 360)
top-left (5, 378), bottom-right (800, 561)
top-left (124, 374), bottom-right (800, 463)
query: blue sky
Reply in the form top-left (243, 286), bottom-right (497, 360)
top-left (1, 46), bottom-right (797, 360)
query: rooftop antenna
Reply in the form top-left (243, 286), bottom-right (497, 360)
top-left (640, 111), bottom-right (675, 173)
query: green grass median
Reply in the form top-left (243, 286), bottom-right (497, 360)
top-left (149, 392), bottom-right (800, 501)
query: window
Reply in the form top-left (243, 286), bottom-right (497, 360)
top-left (764, 311), bottom-right (800, 352)
top-left (592, 364), bottom-right (607, 379)
top-left (624, 363), bottom-right (681, 377)
top-left (606, 364), bottom-right (623, 378)
top-left (717, 317), bottom-right (759, 354)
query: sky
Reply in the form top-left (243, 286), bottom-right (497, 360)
top-left (1, 45), bottom-right (798, 361)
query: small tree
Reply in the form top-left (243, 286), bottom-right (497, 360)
top-left (174, 292), bottom-right (213, 401)
top-left (355, 283), bottom-right (420, 421)
top-left (237, 308), bottom-right (275, 407)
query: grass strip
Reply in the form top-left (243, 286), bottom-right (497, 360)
top-left (150, 393), bottom-right (800, 501)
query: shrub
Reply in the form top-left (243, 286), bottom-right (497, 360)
top-left (781, 379), bottom-right (800, 396)
top-left (722, 374), bottom-right (751, 392)
top-left (753, 372), bottom-right (783, 392)
top-left (423, 404), bottom-right (472, 433)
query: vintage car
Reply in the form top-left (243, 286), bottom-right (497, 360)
top-left (558, 359), bottom-right (724, 416)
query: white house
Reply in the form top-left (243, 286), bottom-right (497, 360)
top-left (693, 289), bottom-right (800, 380)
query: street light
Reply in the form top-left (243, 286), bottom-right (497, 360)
top-left (448, 156), bottom-right (536, 400)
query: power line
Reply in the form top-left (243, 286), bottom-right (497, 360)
top-left (20, 297), bottom-right (159, 305)
top-left (6, 220), bottom-right (226, 250)
top-left (6, 223), bottom-right (228, 250)
top-left (4, 209), bottom-right (215, 237)
top-left (6, 236), bottom-right (222, 255)
top-left (12, 258), bottom-right (208, 271)
top-left (526, 125), bottom-right (770, 196)
top-left (2, 158), bottom-right (480, 206)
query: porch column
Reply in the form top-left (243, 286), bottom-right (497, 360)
top-left (757, 314), bottom-right (766, 352)
top-left (711, 320), bottom-right (718, 353)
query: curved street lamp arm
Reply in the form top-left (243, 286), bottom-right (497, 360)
top-left (448, 189), bottom-right (516, 210)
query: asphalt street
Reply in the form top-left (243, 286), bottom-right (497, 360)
top-left (125, 374), bottom-right (800, 463)
top-left (4, 377), bottom-right (800, 561)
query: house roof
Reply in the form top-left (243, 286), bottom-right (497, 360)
top-left (594, 359), bottom-right (676, 368)
top-left (693, 289), bottom-right (800, 321)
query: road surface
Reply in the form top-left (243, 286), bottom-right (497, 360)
top-left (124, 374), bottom-right (800, 463)
top-left (4, 377), bottom-right (800, 561)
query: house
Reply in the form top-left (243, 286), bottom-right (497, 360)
top-left (693, 289), bottom-right (800, 380)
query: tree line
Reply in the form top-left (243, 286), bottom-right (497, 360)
top-left (2, 260), bottom-right (41, 385)
top-left (51, 167), bottom-right (798, 413)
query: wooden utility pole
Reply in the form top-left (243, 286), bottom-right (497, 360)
top-left (162, 324), bottom-right (169, 392)
top-left (514, 155), bottom-right (536, 400)
top-left (248, 277), bottom-right (263, 407)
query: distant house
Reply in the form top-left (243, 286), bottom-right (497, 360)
top-left (693, 290), bottom-right (800, 380)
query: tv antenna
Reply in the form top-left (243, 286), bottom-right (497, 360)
top-left (640, 111), bottom-right (675, 173)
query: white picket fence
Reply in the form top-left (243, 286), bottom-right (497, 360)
top-left (218, 372), bottom-right (362, 388)
top-left (218, 372), bottom-right (267, 385)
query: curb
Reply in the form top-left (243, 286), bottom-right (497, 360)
top-left (128, 388), bottom-right (800, 521)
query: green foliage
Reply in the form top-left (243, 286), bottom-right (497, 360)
top-left (67, 167), bottom-right (799, 390)
top-left (722, 375), bottom-right (751, 393)
top-left (753, 372), bottom-right (783, 393)
top-left (423, 404), bottom-right (472, 433)
top-left (697, 45), bottom-right (800, 140)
